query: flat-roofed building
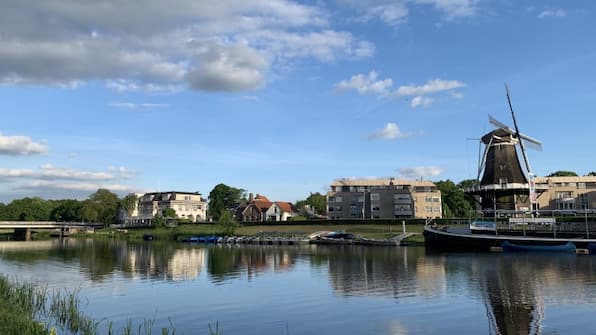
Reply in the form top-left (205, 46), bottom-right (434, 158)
top-left (534, 176), bottom-right (596, 212)
top-left (327, 178), bottom-right (442, 219)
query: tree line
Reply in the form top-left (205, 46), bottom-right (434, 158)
top-left (0, 189), bottom-right (130, 226)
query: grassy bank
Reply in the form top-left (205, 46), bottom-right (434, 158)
top-left (89, 222), bottom-right (425, 244)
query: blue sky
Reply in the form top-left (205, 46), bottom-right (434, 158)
top-left (1, 0), bottom-right (595, 203)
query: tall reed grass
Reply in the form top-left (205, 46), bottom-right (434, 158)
top-left (0, 275), bottom-right (182, 335)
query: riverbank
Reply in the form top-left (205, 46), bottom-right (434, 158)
top-left (90, 223), bottom-right (425, 245)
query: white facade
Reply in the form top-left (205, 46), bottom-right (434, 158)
top-left (127, 191), bottom-right (207, 225)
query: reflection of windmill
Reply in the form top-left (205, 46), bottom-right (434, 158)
top-left (469, 85), bottom-right (543, 216)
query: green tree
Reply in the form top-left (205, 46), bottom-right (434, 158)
top-left (3, 197), bottom-right (56, 221)
top-left (208, 183), bottom-right (246, 221)
top-left (81, 200), bottom-right (99, 223)
top-left (218, 210), bottom-right (239, 235)
top-left (120, 193), bottom-right (138, 217)
top-left (547, 170), bottom-right (578, 177)
top-left (296, 192), bottom-right (327, 215)
top-left (50, 199), bottom-right (84, 222)
top-left (152, 214), bottom-right (166, 228)
top-left (587, 171), bottom-right (596, 176)
top-left (88, 189), bottom-right (120, 226)
top-left (162, 207), bottom-right (176, 218)
top-left (435, 180), bottom-right (474, 218)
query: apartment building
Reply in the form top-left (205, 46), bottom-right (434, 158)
top-left (534, 176), bottom-right (596, 212)
top-left (326, 178), bottom-right (442, 219)
top-left (126, 191), bottom-right (207, 225)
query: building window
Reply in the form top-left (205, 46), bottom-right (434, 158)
top-left (350, 205), bottom-right (358, 214)
top-left (372, 205), bottom-right (380, 211)
top-left (371, 193), bottom-right (380, 201)
top-left (328, 196), bottom-right (335, 203)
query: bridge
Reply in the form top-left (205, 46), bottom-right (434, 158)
top-left (0, 221), bottom-right (99, 240)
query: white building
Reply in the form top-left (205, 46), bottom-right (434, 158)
top-left (126, 191), bottom-right (207, 225)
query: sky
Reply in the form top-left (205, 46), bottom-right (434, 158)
top-left (1, 0), bottom-right (595, 203)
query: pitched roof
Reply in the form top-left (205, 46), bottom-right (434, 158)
top-left (275, 201), bottom-right (296, 213)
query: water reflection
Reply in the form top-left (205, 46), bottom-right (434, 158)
top-left (207, 245), bottom-right (297, 283)
top-left (1, 239), bottom-right (596, 334)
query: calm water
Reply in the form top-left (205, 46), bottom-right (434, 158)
top-left (1, 239), bottom-right (596, 335)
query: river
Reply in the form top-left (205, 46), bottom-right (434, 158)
top-left (1, 238), bottom-right (595, 334)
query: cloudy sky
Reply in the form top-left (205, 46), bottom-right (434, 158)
top-left (1, 0), bottom-right (595, 203)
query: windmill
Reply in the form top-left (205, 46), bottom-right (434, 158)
top-left (473, 85), bottom-right (542, 214)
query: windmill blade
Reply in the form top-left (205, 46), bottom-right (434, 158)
top-left (521, 138), bottom-right (543, 151)
top-left (519, 133), bottom-right (543, 151)
top-left (505, 84), bottom-right (533, 175)
top-left (488, 115), bottom-right (512, 130)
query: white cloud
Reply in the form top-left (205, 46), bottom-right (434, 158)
top-left (538, 9), bottom-right (566, 19)
top-left (246, 30), bottom-right (375, 62)
top-left (450, 91), bottom-right (464, 99)
top-left (334, 70), bottom-right (393, 96)
top-left (414, 0), bottom-right (479, 20)
top-left (109, 102), bottom-right (170, 110)
top-left (365, 3), bottom-right (409, 27)
top-left (0, 133), bottom-right (48, 156)
top-left (0, 1), bottom-right (373, 92)
top-left (0, 164), bottom-right (132, 181)
top-left (368, 123), bottom-right (412, 140)
top-left (411, 96), bottom-right (434, 108)
top-left (398, 166), bottom-right (445, 179)
top-left (344, 0), bottom-right (478, 27)
top-left (17, 180), bottom-right (136, 193)
top-left (187, 41), bottom-right (268, 91)
top-left (396, 79), bottom-right (466, 96)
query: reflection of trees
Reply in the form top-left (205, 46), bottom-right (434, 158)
top-left (207, 245), bottom-right (298, 283)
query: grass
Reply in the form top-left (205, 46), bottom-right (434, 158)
top-left (0, 275), bottom-right (186, 335)
top-left (87, 223), bottom-right (426, 242)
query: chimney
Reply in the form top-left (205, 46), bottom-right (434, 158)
top-left (249, 193), bottom-right (254, 202)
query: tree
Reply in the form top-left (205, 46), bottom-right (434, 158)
top-left (435, 180), bottom-right (474, 218)
top-left (88, 189), bottom-right (120, 226)
top-left (152, 214), bottom-right (166, 229)
top-left (587, 171), bottom-right (596, 176)
top-left (162, 207), bottom-right (176, 218)
top-left (218, 210), bottom-right (239, 235)
top-left (208, 183), bottom-right (246, 221)
top-left (50, 199), bottom-right (84, 222)
top-left (120, 193), bottom-right (138, 217)
top-left (3, 197), bottom-right (56, 221)
top-left (296, 192), bottom-right (326, 215)
top-left (547, 170), bottom-right (578, 177)
top-left (81, 200), bottom-right (99, 223)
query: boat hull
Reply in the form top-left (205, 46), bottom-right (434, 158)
top-left (424, 226), bottom-right (596, 252)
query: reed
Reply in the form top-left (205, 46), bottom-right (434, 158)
top-left (0, 275), bottom-right (184, 335)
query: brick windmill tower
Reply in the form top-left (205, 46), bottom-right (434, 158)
top-left (468, 86), bottom-right (543, 217)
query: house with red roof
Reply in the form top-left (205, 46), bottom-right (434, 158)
top-left (235, 193), bottom-right (297, 222)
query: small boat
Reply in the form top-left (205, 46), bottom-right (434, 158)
top-left (142, 234), bottom-right (154, 241)
top-left (321, 231), bottom-right (356, 240)
top-left (501, 241), bottom-right (576, 253)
